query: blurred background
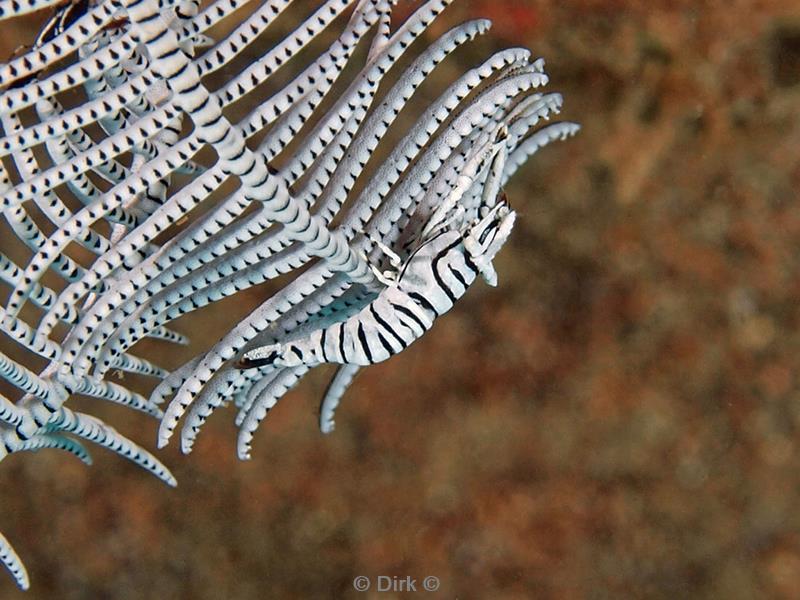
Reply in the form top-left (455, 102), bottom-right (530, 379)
top-left (2, 0), bottom-right (800, 598)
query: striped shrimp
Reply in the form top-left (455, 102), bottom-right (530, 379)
top-left (238, 196), bottom-right (516, 370)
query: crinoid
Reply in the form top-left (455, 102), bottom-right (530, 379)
top-left (0, 0), bottom-right (578, 589)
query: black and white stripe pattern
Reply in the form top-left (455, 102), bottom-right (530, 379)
top-left (239, 200), bottom-right (515, 371)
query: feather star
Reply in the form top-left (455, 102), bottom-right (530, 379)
top-left (0, 0), bottom-right (578, 589)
